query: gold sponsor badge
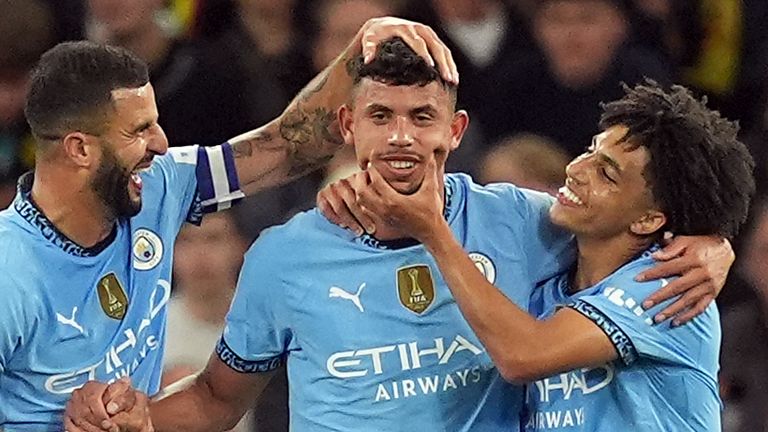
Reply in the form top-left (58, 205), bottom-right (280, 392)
top-left (97, 273), bottom-right (129, 320)
top-left (397, 265), bottom-right (435, 314)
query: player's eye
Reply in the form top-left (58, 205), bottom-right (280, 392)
top-left (600, 166), bottom-right (617, 184)
top-left (370, 112), bottom-right (389, 122)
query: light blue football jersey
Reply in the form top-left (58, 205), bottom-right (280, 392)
top-left (0, 144), bottom-right (243, 431)
top-left (219, 173), bottom-right (575, 431)
top-left (525, 247), bottom-right (722, 431)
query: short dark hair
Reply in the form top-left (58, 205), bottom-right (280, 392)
top-left (599, 80), bottom-right (755, 238)
top-left (349, 37), bottom-right (457, 107)
top-left (25, 41), bottom-right (149, 142)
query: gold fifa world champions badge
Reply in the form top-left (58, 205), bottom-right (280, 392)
top-left (397, 265), bottom-right (435, 314)
top-left (97, 273), bottom-right (129, 320)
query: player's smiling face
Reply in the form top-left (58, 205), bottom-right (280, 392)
top-left (549, 125), bottom-right (666, 239)
top-left (90, 83), bottom-right (168, 218)
top-left (339, 79), bottom-right (468, 194)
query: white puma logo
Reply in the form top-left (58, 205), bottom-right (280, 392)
top-left (329, 283), bottom-right (367, 312)
top-left (56, 307), bottom-right (85, 335)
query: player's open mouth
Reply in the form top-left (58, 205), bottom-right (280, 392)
top-left (377, 154), bottom-right (421, 178)
top-left (129, 164), bottom-right (152, 192)
top-left (557, 186), bottom-right (584, 207)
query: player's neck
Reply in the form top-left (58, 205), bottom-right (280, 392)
top-left (572, 234), bottom-right (652, 292)
top-left (31, 166), bottom-right (116, 248)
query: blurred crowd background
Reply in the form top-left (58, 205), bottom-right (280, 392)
top-left (1, 0), bottom-right (767, 430)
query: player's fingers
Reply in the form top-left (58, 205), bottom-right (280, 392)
top-left (63, 415), bottom-right (89, 432)
top-left (635, 256), bottom-right (694, 283)
top-left (336, 178), bottom-right (377, 234)
top-left (421, 157), bottom-right (439, 194)
top-left (415, 25), bottom-right (456, 83)
top-left (70, 413), bottom-right (111, 432)
top-left (651, 237), bottom-right (687, 261)
top-left (652, 286), bottom-right (704, 323)
top-left (366, 163), bottom-right (395, 199)
top-left (671, 295), bottom-right (714, 327)
top-left (103, 378), bottom-right (134, 415)
top-left (106, 389), bottom-right (137, 417)
top-left (642, 268), bottom-right (706, 309)
top-left (317, 188), bottom-right (344, 225)
top-left (323, 183), bottom-right (365, 235)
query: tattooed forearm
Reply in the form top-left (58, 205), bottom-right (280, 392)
top-left (279, 104), bottom-right (343, 176)
top-left (231, 130), bottom-right (276, 159)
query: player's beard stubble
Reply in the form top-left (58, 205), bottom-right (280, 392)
top-left (91, 144), bottom-right (142, 219)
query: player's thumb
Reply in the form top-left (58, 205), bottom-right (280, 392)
top-left (103, 377), bottom-right (135, 415)
top-left (421, 157), bottom-right (439, 193)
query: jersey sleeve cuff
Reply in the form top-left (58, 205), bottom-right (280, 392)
top-left (569, 299), bottom-right (639, 366)
top-left (196, 143), bottom-right (245, 214)
top-left (216, 336), bottom-right (285, 373)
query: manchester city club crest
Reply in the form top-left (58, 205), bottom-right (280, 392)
top-left (132, 229), bottom-right (163, 270)
top-left (469, 252), bottom-right (496, 284)
top-left (397, 265), bottom-right (435, 315)
top-left (97, 273), bottom-right (129, 320)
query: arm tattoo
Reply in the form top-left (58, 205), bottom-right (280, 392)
top-left (231, 130), bottom-right (275, 159)
top-left (279, 104), bottom-right (342, 176)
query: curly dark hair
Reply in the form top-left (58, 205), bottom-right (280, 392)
top-left (25, 41), bottom-right (149, 143)
top-left (599, 80), bottom-right (755, 238)
top-left (349, 37), bottom-right (457, 107)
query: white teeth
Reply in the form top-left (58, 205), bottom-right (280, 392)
top-left (558, 186), bottom-right (584, 206)
top-left (388, 160), bottom-right (415, 169)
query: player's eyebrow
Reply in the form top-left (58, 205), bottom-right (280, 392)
top-left (591, 134), bottom-right (623, 173)
top-left (365, 103), bottom-right (392, 114)
top-left (598, 152), bottom-right (622, 174)
top-left (131, 121), bottom-right (152, 134)
top-left (410, 105), bottom-right (438, 116)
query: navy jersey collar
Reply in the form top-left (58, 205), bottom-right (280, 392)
top-left (356, 175), bottom-right (457, 251)
top-left (13, 172), bottom-right (117, 257)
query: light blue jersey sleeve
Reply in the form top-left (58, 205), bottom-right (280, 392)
top-left (570, 268), bottom-right (720, 368)
top-left (0, 275), bottom-right (37, 375)
top-left (483, 182), bottom-right (574, 283)
top-left (217, 230), bottom-right (291, 373)
top-left (149, 144), bottom-right (245, 227)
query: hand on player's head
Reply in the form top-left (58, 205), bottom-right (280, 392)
top-left (357, 17), bottom-right (458, 84)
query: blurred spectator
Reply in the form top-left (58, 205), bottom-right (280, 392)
top-left (165, 212), bottom-right (247, 381)
top-left (399, 0), bottom-right (525, 174)
top-left (41, 0), bottom-right (87, 41)
top-left (720, 200), bottom-right (768, 432)
top-left (165, 211), bottom-right (289, 431)
top-left (478, 134), bottom-right (569, 195)
top-left (682, 0), bottom-right (768, 133)
top-left (489, 0), bottom-right (672, 157)
top-left (626, 0), bottom-right (703, 70)
top-left (228, 0), bottom-right (315, 97)
top-left (86, 0), bottom-right (272, 147)
top-left (0, 0), bottom-right (55, 208)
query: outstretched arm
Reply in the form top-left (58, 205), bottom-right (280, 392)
top-left (148, 354), bottom-right (277, 432)
top-left (352, 162), bottom-right (616, 383)
top-left (64, 354), bottom-right (277, 432)
top-left (229, 17), bottom-right (456, 195)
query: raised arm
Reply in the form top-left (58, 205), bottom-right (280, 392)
top-left (229, 17), bottom-right (456, 195)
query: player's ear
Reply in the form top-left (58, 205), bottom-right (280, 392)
top-left (449, 110), bottom-right (469, 151)
top-left (62, 131), bottom-right (97, 168)
top-left (630, 210), bottom-right (667, 236)
top-left (338, 104), bottom-right (355, 148)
